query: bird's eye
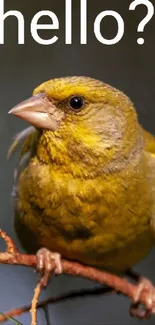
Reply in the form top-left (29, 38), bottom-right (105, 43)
top-left (69, 96), bottom-right (85, 111)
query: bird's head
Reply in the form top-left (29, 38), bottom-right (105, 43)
top-left (9, 77), bottom-right (143, 175)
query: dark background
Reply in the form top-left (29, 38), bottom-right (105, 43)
top-left (1, 0), bottom-right (155, 324)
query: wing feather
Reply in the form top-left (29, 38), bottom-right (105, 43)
top-left (142, 128), bottom-right (155, 155)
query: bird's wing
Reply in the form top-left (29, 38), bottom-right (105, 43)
top-left (8, 127), bottom-right (40, 199)
top-left (7, 126), bottom-right (37, 160)
top-left (142, 127), bottom-right (155, 155)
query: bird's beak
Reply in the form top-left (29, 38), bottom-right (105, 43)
top-left (8, 93), bottom-right (63, 131)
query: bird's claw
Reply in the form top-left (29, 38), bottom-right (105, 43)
top-left (36, 248), bottom-right (62, 287)
top-left (130, 278), bottom-right (155, 319)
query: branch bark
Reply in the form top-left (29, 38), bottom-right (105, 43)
top-left (0, 228), bottom-right (154, 324)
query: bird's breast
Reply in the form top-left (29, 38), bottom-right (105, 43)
top-left (15, 155), bottom-right (154, 271)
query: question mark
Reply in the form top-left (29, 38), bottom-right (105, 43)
top-left (129, 0), bottom-right (154, 44)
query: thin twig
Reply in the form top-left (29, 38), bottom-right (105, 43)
top-left (30, 280), bottom-right (43, 325)
top-left (0, 229), bottom-right (17, 254)
top-left (0, 287), bottom-right (113, 323)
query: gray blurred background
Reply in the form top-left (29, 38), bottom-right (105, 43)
top-left (0, 0), bottom-right (155, 324)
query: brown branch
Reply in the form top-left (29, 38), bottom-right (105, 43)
top-left (0, 250), bottom-right (148, 302)
top-left (0, 228), bottom-right (155, 323)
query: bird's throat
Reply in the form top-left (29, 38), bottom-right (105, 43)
top-left (36, 126), bottom-right (144, 180)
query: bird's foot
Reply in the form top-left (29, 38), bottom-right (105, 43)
top-left (130, 277), bottom-right (155, 319)
top-left (36, 248), bottom-right (62, 287)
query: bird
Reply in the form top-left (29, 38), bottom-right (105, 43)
top-left (8, 76), bottom-right (155, 311)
